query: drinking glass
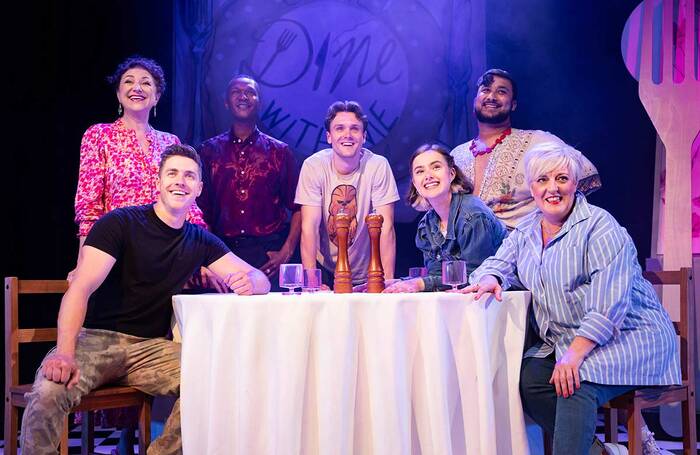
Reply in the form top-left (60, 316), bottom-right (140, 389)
top-left (408, 267), bottom-right (428, 279)
top-left (441, 260), bottom-right (467, 291)
top-left (279, 263), bottom-right (303, 294)
top-left (302, 268), bottom-right (322, 293)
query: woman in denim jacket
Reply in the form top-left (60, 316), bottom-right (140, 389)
top-left (385, 144), bottom-right (506, 292)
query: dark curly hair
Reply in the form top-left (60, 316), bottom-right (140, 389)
top-left (476, 68), bottom-right (517, 101)
top-left (107, 56), bottom-right (166, 95)
top-left (407, 143), bottom-right (473, 211)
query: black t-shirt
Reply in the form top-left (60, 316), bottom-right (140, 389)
top-left (83, 204), bottom-right (229, 338)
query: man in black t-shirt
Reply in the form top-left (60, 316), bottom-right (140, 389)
top-left (20, 145), bottom-right (270, 454)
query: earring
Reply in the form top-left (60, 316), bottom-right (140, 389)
top-left (153, 105), bottom-right (157, 118)
top-left (118, 104), bottom-right (123, 116)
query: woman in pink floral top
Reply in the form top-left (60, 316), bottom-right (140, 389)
top-left (72, 56), bottom-right (205, 274)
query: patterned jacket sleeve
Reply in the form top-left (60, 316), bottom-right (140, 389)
top-left (74, 124), bottom-right (107, 237)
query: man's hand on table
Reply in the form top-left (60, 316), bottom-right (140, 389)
top-left (185, 267), bottom-right (230, 292)
top-left (201, 267), bottom-right (230, 292)
top-left (224, 271), bottom-right (255, 295)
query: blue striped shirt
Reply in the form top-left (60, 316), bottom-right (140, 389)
top-left (470, 193), bottom-right (680, 385)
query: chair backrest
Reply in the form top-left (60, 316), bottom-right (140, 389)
top-left (642, 268), bottom-right (696, 388)
top-left (4, 277), bottom-right (69, 393)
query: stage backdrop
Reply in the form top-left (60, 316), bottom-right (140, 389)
top-left (621, 0), bottom-right (700, 254)
top-left (173, 0), bottom-right (487, 222)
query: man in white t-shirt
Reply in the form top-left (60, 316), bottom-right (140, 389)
top-left (295, 101), bottom-right (400, 284)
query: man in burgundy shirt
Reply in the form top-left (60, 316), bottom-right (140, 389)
top-left (198, 75), bottom-right (301, 289)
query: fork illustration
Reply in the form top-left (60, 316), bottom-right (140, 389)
top-left (639, 0), bottom-right (699, 270)
top-left (258, 29), bottom-right (298, 78)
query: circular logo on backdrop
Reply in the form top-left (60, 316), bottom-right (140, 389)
top-left (206, 0), bottom-right (448, 185)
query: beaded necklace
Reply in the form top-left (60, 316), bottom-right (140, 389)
top-left (469, 128), bottom-right (512, 158)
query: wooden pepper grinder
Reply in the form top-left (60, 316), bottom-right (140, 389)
top-left (333, 210), bottom-right (353, 293)
top-left (365, 211), bottom-right (385, 293)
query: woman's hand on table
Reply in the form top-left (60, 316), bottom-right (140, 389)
top-left (383, 278), bottom-right (424, 293)
top-left (453, 275), bottom-right (502, 301)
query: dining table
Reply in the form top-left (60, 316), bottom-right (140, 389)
top-left (173, 290), bottom-right (532, 455)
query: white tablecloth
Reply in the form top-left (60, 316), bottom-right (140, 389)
top-left (173, 291), bottom-right (531, 455)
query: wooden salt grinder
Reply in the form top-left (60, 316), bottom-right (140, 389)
top-left (365, 212), bottom-right (385, 293)
top-left (333, 211), bottom-right (353, 293)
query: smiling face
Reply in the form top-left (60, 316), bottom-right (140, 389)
top-left (530, 165), bottom-right (577, 225)
top-left (411, 150), bottom-right (456, 204)
top-left (225, 77), bottom-right (260, 122)
top-left (116, 67), bottom-right (160, 116)
top-left (473, 75), bottom-right (516, 124)
top-left (156, 155), bottom-right (203, 215)
top-left (326, 111), bottom-right (366, 161)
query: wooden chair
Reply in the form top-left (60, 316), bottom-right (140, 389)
top-left (603, 268), bottom-right (697, 455)
top-left (4, 277), bottom-right (152, 455)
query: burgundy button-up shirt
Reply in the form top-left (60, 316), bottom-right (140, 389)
top-left (198, 127), bottom-right (300, 239)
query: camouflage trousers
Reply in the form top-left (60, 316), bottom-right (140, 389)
top-left (20, 328), bottom-right (182, 455)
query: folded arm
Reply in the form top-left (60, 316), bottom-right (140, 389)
top-left (208, 252), bottom-right (270, 295)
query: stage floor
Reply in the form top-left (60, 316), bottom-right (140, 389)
top-left (1, 419), bottom-right (697, 454)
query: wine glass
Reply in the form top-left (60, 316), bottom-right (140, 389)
top-left (442, 260), bottom-right (467, 291)
top-left (279, 263), bottom-right (303, 295)
top-left (408, 267), bottom-right (428, 279)
top-left (302, 268), bottom-right (322, 293)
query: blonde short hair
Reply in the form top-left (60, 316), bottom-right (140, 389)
top-left (524, 142), bottom-right (583, 185)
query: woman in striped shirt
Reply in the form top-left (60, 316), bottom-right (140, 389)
top-left (462, 142), bottom-right (680, 454)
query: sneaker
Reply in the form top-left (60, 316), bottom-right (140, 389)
top-left (640, 424), bottom-right (674, 455)
top-left (603, 442), bottom-right (629, 455)
top-left (591, 438), bottom-right (628, 455)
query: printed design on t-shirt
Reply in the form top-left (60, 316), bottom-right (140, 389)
top-left (327, 184), bottom-right (358, 247)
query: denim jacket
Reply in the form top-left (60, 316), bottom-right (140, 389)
top-left (415, 193), bottom-right (506, 291)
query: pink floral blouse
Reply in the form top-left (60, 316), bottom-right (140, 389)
top-left (74, 118), bottom-right (205, 237)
